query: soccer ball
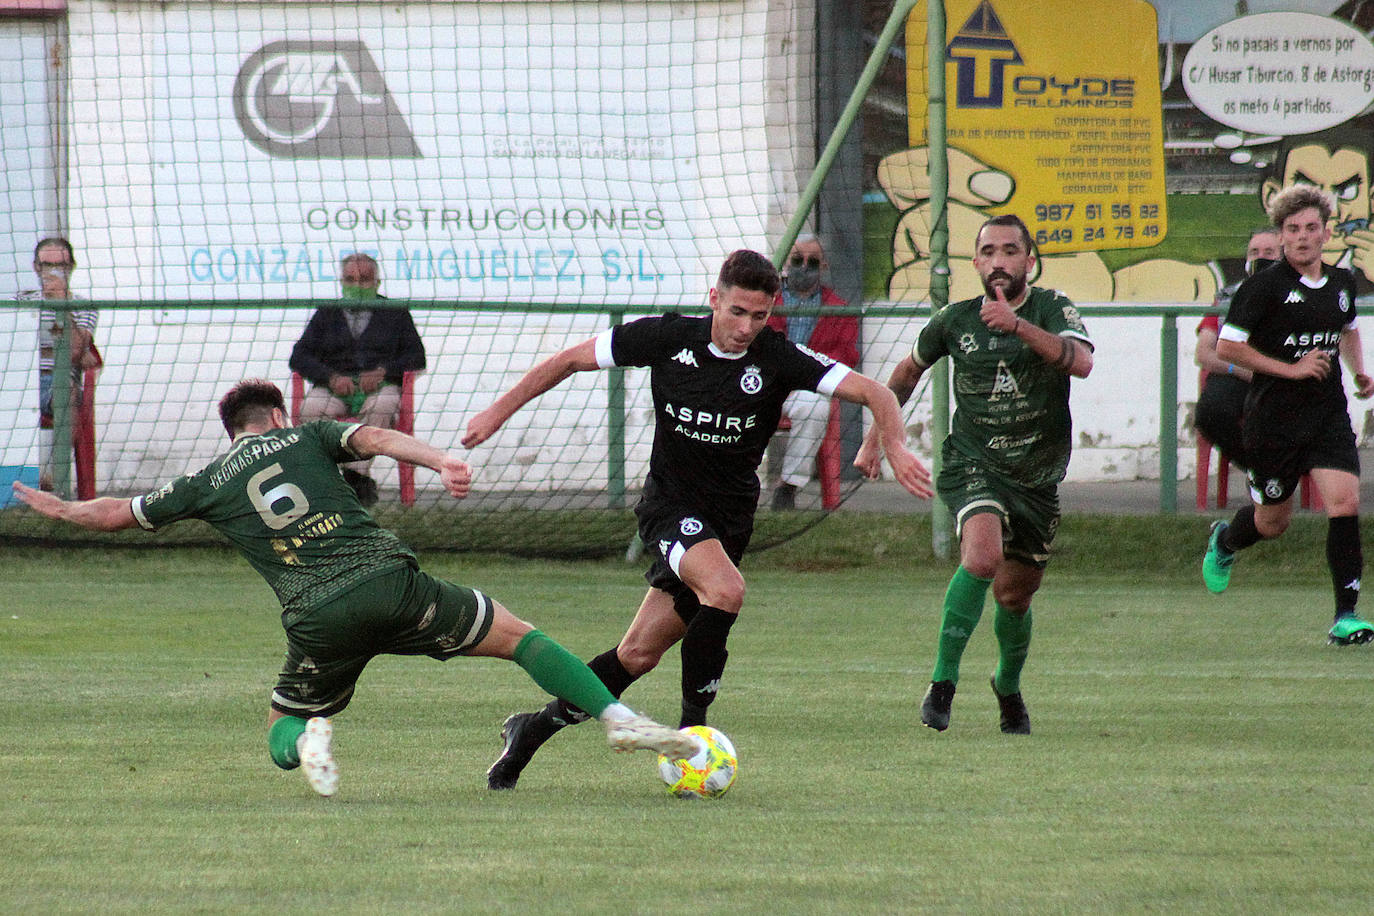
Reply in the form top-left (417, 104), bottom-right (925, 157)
top-left (656, 725), bottom-right (737, 799)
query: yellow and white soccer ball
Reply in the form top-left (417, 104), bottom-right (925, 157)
top-left (656, 725), bottom-right (737, 799)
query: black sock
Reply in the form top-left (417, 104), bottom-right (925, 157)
top-left (1327, 515), bottom-right (1362, 617)
top-left (679, 604), bottom-right (737, 726)
top-left (1222, 504), bottom-right (1261, 553)
top-left (546, 648), bottom-right (638, 725)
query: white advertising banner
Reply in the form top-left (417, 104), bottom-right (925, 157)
top-left (70, 1), bottom-right (784, 305)
top-left (48, 1), bottom-right (806, 491)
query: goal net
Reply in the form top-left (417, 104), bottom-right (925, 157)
top-left (1, 1), bottom-right (898, 557)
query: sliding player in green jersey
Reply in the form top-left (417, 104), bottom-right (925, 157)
top-left (857, 214), bottom-right (1094, 734)
top-left (12, 378), bottom-right (695, 797)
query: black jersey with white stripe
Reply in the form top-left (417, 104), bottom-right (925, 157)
top-left (1222, 259), bottom-right (1358, 444)
top-left (597, 313), bottom-right (850, 521)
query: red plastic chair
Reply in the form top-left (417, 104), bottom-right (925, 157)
top-left (291, 371), bottom-right (418, 506)
top-left (774, 399), bottom-right (843, 510)
top-left (74, 366), bottom-right (99, 500)
top-left (39, 364), bottom-right (100, 500)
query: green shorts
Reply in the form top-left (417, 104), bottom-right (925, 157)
top-left (271, 565), bottom-right (494, 718)
top-left (936, 451), bottom-right (1060, 569)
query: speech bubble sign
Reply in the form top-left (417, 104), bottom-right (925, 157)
top-left (1183, 12), bottom-right (1374, 136)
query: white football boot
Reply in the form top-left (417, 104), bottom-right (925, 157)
top-left (299, 717), bottom-right (339, 797)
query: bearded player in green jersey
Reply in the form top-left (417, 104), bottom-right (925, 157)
top-left (856, 214), bottom-right (1094, 734)
top-left (12, 378), bottom-right (695, 797)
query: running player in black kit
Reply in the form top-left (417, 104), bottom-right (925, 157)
top-left (1202, 185), bottom-right (1374, 644)
top-left (464, 249), bottom-right (932, 789)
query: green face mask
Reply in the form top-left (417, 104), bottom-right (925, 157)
top-left (341, 284), bottom-right (378, 301)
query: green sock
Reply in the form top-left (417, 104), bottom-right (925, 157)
top-left (931, 566), bottom-right (991, 684)
top-left (514, 629), bottom-right (617, 720)
top-left (268, 715), bottom-right (308, 770)
top-left (992, 603), bottom-right (1033, 695)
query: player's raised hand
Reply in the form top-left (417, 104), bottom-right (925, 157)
top-left (439, 457), bottom-right (473, 499)
top-left (979, 286), bottom-right (1019, 333)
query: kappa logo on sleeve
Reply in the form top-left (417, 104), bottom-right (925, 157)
top-left (233, 41), bottom-right (421, 159)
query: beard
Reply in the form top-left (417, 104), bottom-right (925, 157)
top-left (982, 272), bottom-right (1027, 301)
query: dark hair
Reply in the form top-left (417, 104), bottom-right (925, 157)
top-left (217, 378), bottom-right (285, 436)
top-left (717, 249), bottom-right (780, 296)
top-left (975, 214), bottom-right (1033, 253)
top-left (33, 236), bottom-right (76, 268)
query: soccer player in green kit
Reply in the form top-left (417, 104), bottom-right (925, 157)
top-left (11, 379), bottom-right (695, 796)
top-left (856, 214), bottom-right (1094, 734)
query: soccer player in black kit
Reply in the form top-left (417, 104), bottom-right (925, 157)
top-left (464, 249), bottom-right (932, 788)
top-left (1203, 185), bottom-right (1374, 644)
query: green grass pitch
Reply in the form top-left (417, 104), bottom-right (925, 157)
top-left (3, 514), bottom-right (1373, 912)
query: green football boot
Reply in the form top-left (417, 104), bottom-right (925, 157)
top-left (1202, 520), bottom-right (1234, 594)
top-left (1328, 615), bottom-right (1374, 646)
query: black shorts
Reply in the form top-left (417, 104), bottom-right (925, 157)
top-left (1196, 373), bottom-right (1248, 468)
top-left (635, 492), bottom-right (752, 600)
top-left (1245, 420), bottom-right (1359, 505)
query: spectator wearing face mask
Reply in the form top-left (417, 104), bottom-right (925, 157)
top-left (766, 234), bottom-right (860, 510)
top-left (288, 253), bottom-right (426, 506)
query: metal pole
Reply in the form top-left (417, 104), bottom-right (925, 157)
top-left (607, 309), bottom-right (627, 509)
top-left (927, 0), bottom-right (953, 559)
top-left (1159, 314), bottom-right (1179, 513)
top-left (50, 306), bottom-right (74, 498)
top-left (772, 0), bottom-right (922, 267)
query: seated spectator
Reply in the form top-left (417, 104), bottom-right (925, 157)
top-left (18, 237), bottom-right (101, 491)
top-left (1195, 228), bottom-right (1279, 469)
top-left (289, 253), bottom-right (425, 505)
top-left (766, 234), bottom-right (859, 509)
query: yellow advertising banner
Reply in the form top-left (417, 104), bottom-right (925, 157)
top-left (907, 0), bottom-right (1166, 254)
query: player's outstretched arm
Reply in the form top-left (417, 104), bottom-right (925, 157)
top-left (838, 371), bottom-right (932, 499)
top-left (462, 338), bottom-right (601, 448)
top-left (348, 427), bottom-right (473, 498)
top-left (11, 482), bottom-right (138, 531)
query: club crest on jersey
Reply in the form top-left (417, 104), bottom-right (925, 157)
top-left (958, 332), bottom-right (979, 354)
top-left (1264, 478), bottom-right (1284, 499)
top-left (740, 365), bottom-right (763, 394)
top-left (1340, 289), bottom-right (1352, 312)
top-left (680, 517), bottom-right (703, 536)
top-left (672, 347), bottom-right (699, 367)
